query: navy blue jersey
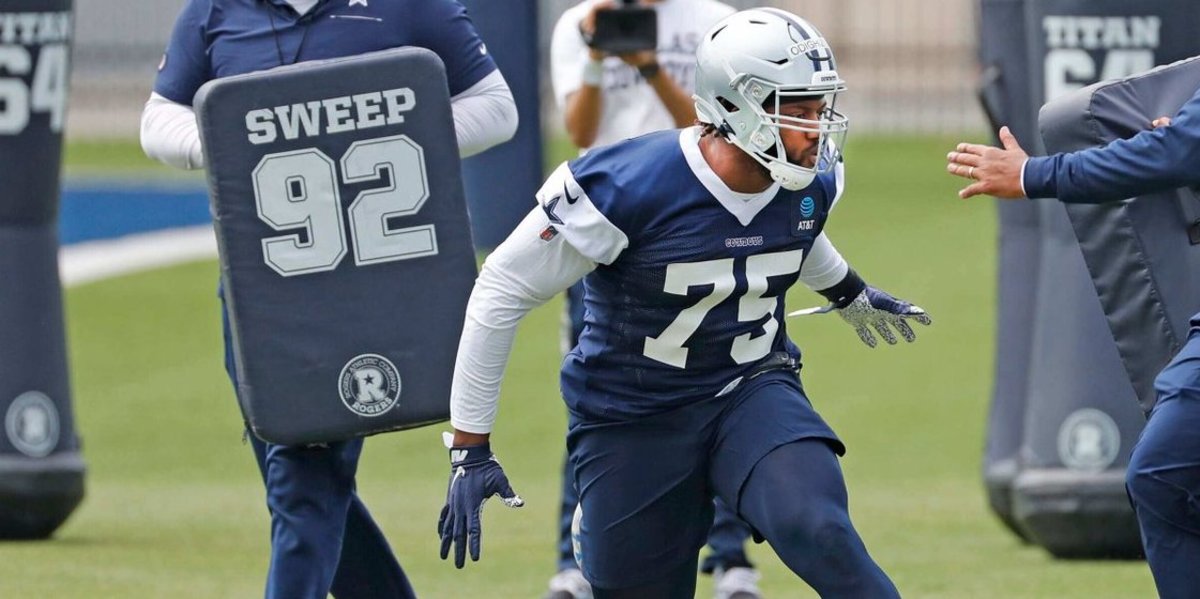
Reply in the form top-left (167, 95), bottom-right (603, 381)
top-left (540, 128), bottom-right (842, 420)
top-left (155, 0), bottom-right (496, 106)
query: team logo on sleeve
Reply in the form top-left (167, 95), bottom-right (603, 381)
top-left (543, 196), bottom-right (565, 225)
top-left (542, 182), bottom-right (579, 226)
top-left (338, 354), bottom-right (401, 417)
top-left (5, 391), bottom-right (60, 458)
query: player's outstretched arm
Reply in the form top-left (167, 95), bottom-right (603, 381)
top-left (438, 430), bottom-right (523, 569)
top-left (790, 233), bottom-right (931, 347)
top-left (439, 207), bottom-right (596, 566)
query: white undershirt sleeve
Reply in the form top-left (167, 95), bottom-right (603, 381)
top-left (797, 232), bottom-right (849, 291)
top-left (450, 207), bottom-right (597, 433)
top-left (140, 93), bottom-right (205, 170)
top-left (451, 69), bottom-right (519, 158)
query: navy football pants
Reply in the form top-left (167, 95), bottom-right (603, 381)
top-left (555, 454), bottom-right (753, 573)
top-left (590, 440), bottom-right (898, 599)
top-left (222, 303), bottom-right (415, 599)
top-left (569, 369), bottom-right (896, 596)
top-left (1126, 320), bottom-right (1200, 599)
top-left (555, 281), bottom-right (754, 574)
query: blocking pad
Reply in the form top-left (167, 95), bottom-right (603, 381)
top-left (195, 48), bottom-right (476, 444)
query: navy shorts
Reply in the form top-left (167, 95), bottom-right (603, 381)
top-left (565, 370), bottom-right (843, 589)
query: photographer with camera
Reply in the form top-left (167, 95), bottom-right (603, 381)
top-left (552, 0), bottom-right (732, 151)
top-left (547, 3), bottom-right (762, 598)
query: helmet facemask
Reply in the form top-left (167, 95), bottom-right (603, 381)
top-left (735, 78), bottom-right (848, 190)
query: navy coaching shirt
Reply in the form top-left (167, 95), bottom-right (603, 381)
top-left (155, 0), bottom-right (497, 105)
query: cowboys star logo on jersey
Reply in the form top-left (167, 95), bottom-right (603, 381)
top-left (338, 354), bottom-right (402, 417)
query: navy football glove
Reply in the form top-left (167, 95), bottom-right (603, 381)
top-left (831, 287), bottom-right (932, 347)
top-left (790, 269), bottom-right (931, 347)
top-left (437, 441), bottom-right (524, 568)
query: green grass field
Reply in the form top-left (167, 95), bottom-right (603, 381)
top-left (0, 136), bottom-right (1157, 597)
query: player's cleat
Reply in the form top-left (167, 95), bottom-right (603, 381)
top-left (713, 566), bottom-right (763, 599)
top-left (544, 567), bottom-right (593, 599)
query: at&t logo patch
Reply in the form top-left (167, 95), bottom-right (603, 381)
top-left (338, 354), bottom-right (401, 417)
top-left (5, 391), bottom-right (60, 458)
top-left (792, 196), bottom-right (817, 235)
top-left (800, 196), bottom-right (816, 218)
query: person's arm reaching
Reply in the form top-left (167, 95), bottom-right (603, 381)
top-left (948, 87), bottom-right (1200, 202)
top-left (1022, 88), bottom-right (1200, 202)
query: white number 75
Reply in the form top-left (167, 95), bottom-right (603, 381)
top-left (643, 249), bottom-right (804, 369)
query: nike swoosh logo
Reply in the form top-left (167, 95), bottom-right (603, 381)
top-left (564, 183), bottom-right (579, 205)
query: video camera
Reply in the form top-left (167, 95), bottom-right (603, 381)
top-left (588, 0), bottom-right (658, 54)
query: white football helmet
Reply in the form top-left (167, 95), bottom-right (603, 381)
top-left (694, 8), bottom-right (848, 190)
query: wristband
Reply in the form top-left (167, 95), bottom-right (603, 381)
top-left (638, 62), bottom-right (661, 80)
top-left (582, 59), bottom-right (604, 87)
top-left (448, 442), bottom-right (491, 466)
top-left (816, 268), bottom-right (866, 309)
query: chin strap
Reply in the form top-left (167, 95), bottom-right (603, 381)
top-left (704, 115), bottom-right (818, 190)
top-left (768, 162), bottom-right (815, 190)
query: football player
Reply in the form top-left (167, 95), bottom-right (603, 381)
top-left (438, 8), bottom-right (927, 598)
top-left (139, 1), bottom-right (518, 597)
top-left (549, 1), bottom-right (761, 596)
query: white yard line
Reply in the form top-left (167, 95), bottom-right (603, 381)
top-left (59, 225), bottom-right (218, 288)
